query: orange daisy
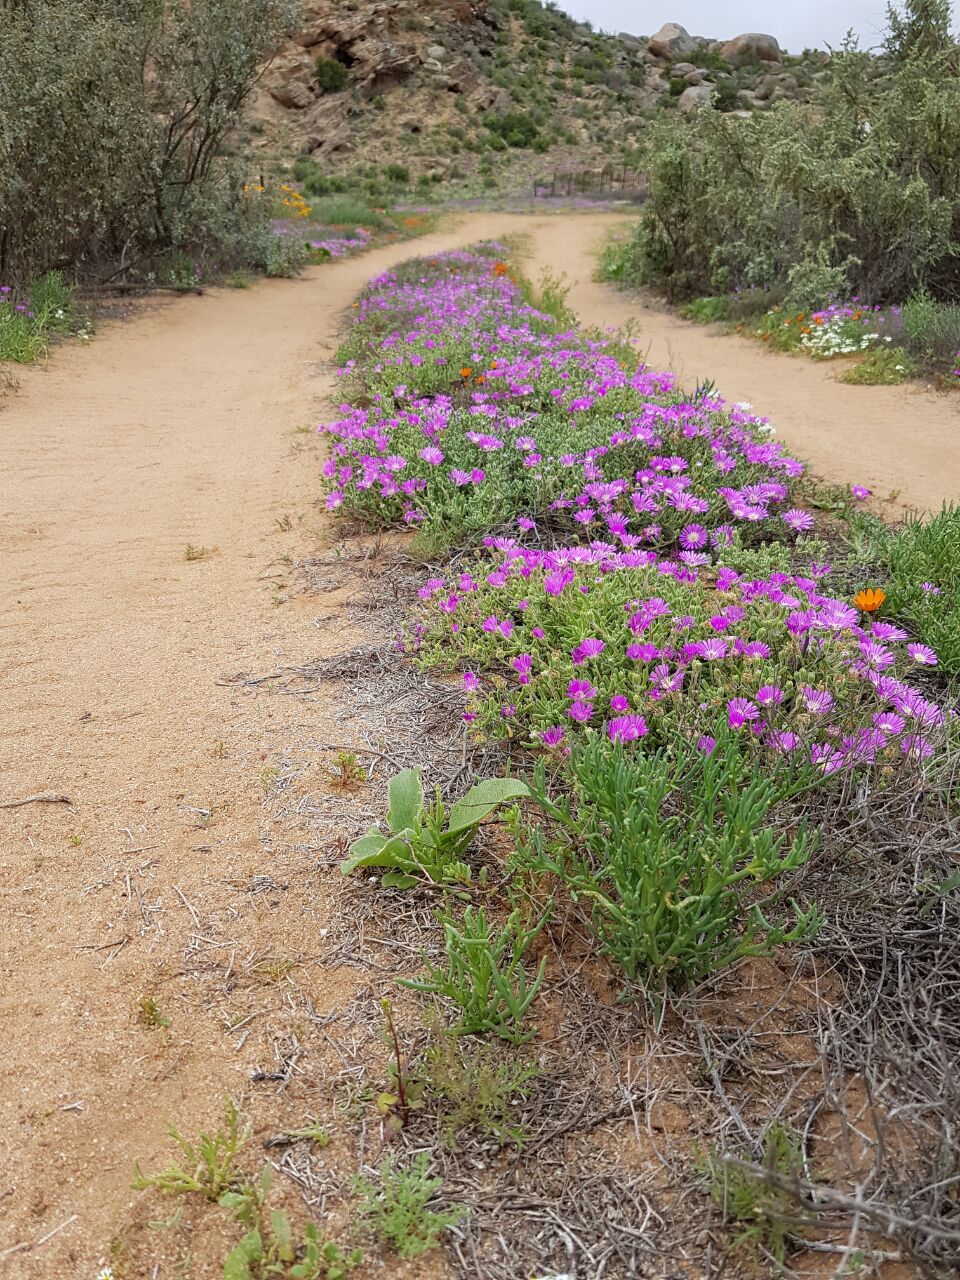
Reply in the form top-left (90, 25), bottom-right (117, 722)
top-left (854, 588), bottom-right (885, 613)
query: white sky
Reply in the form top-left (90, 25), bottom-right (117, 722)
top-left (558, 2), bottom-right (956, 53)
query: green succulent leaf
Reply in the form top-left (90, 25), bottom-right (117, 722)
top-left (386, 768), bottom-right (424, 834)
top-left (447, 778), bottom-right (530, 834)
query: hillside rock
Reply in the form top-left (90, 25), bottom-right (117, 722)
top-left (649, 22), bottom-right (698, 61)
top-left (678, 83), bottom-right (714, 112)
top-left (720, 33), bottom-right (783, 67)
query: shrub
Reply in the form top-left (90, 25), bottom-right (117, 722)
top-left (0, 272), bottom-right (80, 363)
top-left (315, 56), bottom-right (349, 93)
top-left (485, 109), bottom-right (541, 149)
top-left (0, 0), bottom-right (298, 285)
top-left (611, 24), bottom-right (960, 303)
top-left (899, 292), bottom-right (960, 371)
top-left (384, 162), bottom-right (410, 185)
top-left (354, 1154), bottom-right (464, 1259)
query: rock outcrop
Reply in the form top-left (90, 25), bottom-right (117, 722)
top-left (720, 32), bottom-right (783, 67)
top-left (648, 22), bottom-right (699, 61)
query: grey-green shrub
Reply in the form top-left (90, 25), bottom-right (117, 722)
top-left (610, 23), bottom-right (960, 303)
top-left (0, 0), bottom-right (297, 285)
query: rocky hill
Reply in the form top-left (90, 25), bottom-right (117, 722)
top-left (243, 2), bottom-right (830, 196)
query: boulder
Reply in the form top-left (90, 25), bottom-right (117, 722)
top-left (266, 47), bottom-right (318, 110)
top-left (672, 61), bottom-right (697, 76)
top-left (720, 33), bottom-right (783, 67)
top-left (649, 22), bottom-right (697, 61)
top-left (677, 83), bottom-right (714, 113)
top-left (426, 44), bottom-right (447, 61)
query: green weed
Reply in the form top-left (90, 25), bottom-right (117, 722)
top-left (132, 1098), bottom-right (250, 1200)
top-left (402, 905), bottom-right (547, 1044)
top-left (353, 1152), bottom-right (464, 1260)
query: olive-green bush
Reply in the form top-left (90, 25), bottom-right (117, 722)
top-left (610, 10), bottom-right (960, 304)
top-left (0, 0), bottom-right (297, 285)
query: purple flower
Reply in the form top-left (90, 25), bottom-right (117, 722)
top-left (727, 698), bottom-right (760, 729)
top-left (851, 485), bottom-right (871, 500)
top-left (541, 725), bottom-right (566, 747)
top-left (511, 653), bottom-right (533, 684)
top-left (874, 711), bottom-right (905, 735)
top-left (782, 508), bottom-right (815, 533)
top-left (678, 523), bottom-right (708, 550)
top-left (572, 637), bottom-right (605, 664)
top-left (697, 735), bottom-right (716, 755)
top-left (698, 637), bottom-right (728, 661)
top-left (610, 694), bottom-right (631, 712)
top-left (419, 446), bottom-right (443, 465)
top-left (900, 733), bottom-right (934, 760)
top-left (627, 642), bottom-right (660, 662)
top-left (799, 686), bottom-right (834, 714)
top-left (920, 582), bottom-right (942, 595)
top-left (607, 714), bottom-right (648, 743)
top-left (567, 677), bottom-right (598, 700)
top-left (463, 671), bottom-right (480, 693)
top-left (907, 643), bottom-right (937, 666)
top-left (567, 700), bottom-right (594, 724)
top-left (757, 685), bottom-right (785, 707)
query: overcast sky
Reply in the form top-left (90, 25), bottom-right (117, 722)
top-left (558, 2), bottom-right (956, 52)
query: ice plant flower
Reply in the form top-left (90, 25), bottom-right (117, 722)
top-left (907, 643), bottom-right (937, 666)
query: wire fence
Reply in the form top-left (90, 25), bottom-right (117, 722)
top-left (533, 165), bottom-right (647, 200)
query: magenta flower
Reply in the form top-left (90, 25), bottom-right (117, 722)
top-left (571, 637), bottom-right (605, 664)
top-left (511, 653), bottom-right (533, 684)
top-left (607, 714), bottom-right (648, 743)
top-left (626, 642), bottom-right (660, 662)
top-left (567, 677), bottom-right (598, 700)
top-left (727, 698), bottom-right (759, 729)
top-left (851, 485), bottom-right (871, 500)
top-left (900, 733), bottom-right (934, 759)
top-left (567, 700), bottom-right (594, 724)
top-left (697, 735), bottom-right (716, 754)
top-left (541, 725), bottom-right (566, 747)
top-left (678, 523), bottom-right (708, 550)
top-left (907, 643), bottom-right (937, 666)
top-left (757, 685), bottom-right (785, 707)
top-left (463, 670), bottom-right (480, 692)
top-left (420, 446), bottom-right (443, 465)
top-left (610, 694), bottom-right (630, 712)
top-left (782, 509), bottom-right (815, 533)
top-left (799, 686), bottom-right (835, 714)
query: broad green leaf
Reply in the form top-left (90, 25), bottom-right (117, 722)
top-left (447, 779), bottom-right (531, 834)
top-left (339, 833), bottom-right (413, 876)
top-left (381, 871), bottom-right (422, 889)
top-left (386, 768), bottom-right (423, 834)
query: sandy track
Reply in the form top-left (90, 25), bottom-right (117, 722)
top-left (520, 216), bottom-right (960, 516)
top-left (1, 209), bottom-right (957, 1276)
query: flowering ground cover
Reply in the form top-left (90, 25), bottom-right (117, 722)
top-left (324, 245), bottom-right (950, 783)
top-left (309, 243), bottom-right (959, 1275)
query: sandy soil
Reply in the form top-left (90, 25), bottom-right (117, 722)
top-left (1, 209), bottom-right (957, 1277)
top-left (520, 217), bottom-right (960, 517)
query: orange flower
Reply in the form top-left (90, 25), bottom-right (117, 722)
top-left (475, 373), bottom-right (486, 384)
top-left (493, 262), bottom-right (509, 276)
top-left (460, 366), bottom-right (472, 379)
top-left (854, 588), bottom-right (886, 613)
top-left (815, 316), bottom-right (825, 326)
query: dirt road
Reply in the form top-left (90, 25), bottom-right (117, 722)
top-left (520, 216), bottom-right (960, 516)
top-left (1, 210), bottom-right (958, 1277)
